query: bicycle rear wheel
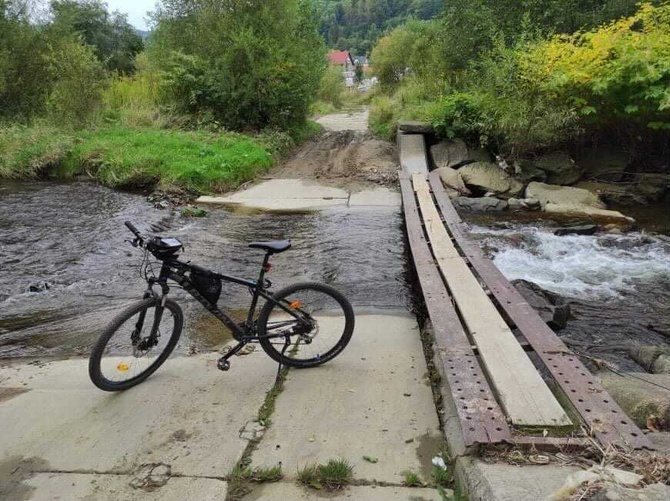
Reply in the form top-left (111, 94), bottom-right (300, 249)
top-left (258, 282), bottom-right (355, 368)
top-left (88, 298), bottom-right (183, 391)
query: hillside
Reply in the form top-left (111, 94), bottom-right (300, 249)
top-left (315, 0), bottom-right (442, 54)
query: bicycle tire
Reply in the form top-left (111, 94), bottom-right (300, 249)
top-left (257, 282), bottom-right (354, 368)
top-left (89, 298), bottom-right (183, 391)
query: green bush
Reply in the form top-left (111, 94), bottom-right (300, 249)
top-left (318, 65), bottom-right (345, 109)
top-left (45, 37), bottom-right (108, 128)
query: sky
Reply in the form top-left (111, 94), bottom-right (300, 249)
top-left (105, 0), bottom-right (156, 30)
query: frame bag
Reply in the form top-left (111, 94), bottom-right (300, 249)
top-left (189, 271), bottom-right (222, 304)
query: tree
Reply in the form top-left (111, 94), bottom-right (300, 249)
top-left (151, 0), bottom-right (326, 130)
top-left (50, 0), bottom-right (144, 74)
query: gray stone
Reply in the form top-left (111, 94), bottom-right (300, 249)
top-left (578, 148), bottom-right (629, 182)
top-left (436, 165), bottom-right (470, 195)
top-left (430, 139), bottom-right (469, 169)
top-left (512, 279), bottom-right (571, 330)
top-left (575, 181), bottom-right (648, 205)
top-left (532, 152), bottom-right (584, 185)
top-left (468, 148), bottom-right (493, 163)
top-left (590, 482), bottom-right (670, 501)
top-left (398, 120), bottom-right (434, 134)
top-left (453, 197), bottom-right (508, 212)
top-left (526, 182), bottom-right (605, 209)
top-left (628, 345), bottom-right (668, 372)
top-left (653, 355), bottom-right (670, 375)
top-left (508, 197), bottom-right (541, 211)
top-left (636, 173), bottom-right (669, 202)
top-left (598, 371), bottom-right (670, 429)
top-left (553, 224), bottom-right (598, 236)
top-left (544, 203), bottom-right (635, 226)
top-left (456, 456), bottom-right (581, 501)
top-left (517, 159), bottom-right (548, 183)
top-left (458, 162), bottom-right (524, 197)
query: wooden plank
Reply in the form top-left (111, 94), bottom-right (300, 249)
top-left (399, 172), bottom-right (512, 446)
top-left (412, 173), bottom-right (571, 427)
top-left (428, 171), bottom-right (653, 449)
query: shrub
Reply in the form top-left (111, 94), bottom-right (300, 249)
top-left (45, 38), bottom-right (108, 128)
top-left (318, 65), bottom-right (345, 109)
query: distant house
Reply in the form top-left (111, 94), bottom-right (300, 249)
top-left (352, 55), bottom-right (369, 67)
top-left (328, 50), bottom-right (355, 87)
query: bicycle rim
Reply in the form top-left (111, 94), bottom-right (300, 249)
top-left (97, 303), bottom-right (179, 385)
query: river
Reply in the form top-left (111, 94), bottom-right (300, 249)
top-left (0, 181), bottom-right (409, 357)
top-left (1, 181), bottom-right (669, 371)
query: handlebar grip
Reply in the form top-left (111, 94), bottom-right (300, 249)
top-left (124, 221), bottom-right (141, 237)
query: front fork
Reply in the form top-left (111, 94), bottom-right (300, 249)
top-left (132, 276), bottom-right (169, 349)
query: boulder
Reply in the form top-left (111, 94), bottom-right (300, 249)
top-left (512, 279), bottom-right (571, 330)
top-left (517, 159), bottom-right (548, 183)
top-left (398, 120), bottom-right (434, 134)
top-left (591, 483), bottom-right (670, 501)
top-left (575, 181), bottom-right (648, 205)
top-left (578, 148), bottom-right (629, 182)
top-left (458, 162), bottom-right (524, 198)
top-left (629, 345), bottom-right (670, 374)
top-left (544, 203), bottom-right (635, 226)
top-left (526, 182), bottom-right (606, 209)
top-left (532, 152), bottom-right (584, 185)
top-left (452, 197), bottom-right (508, 212)
top-left (598, 371), bottom-right (670, 429)
top-left (507, 197), bottom-right (541, 211)
top-left (436, 166), bottom-right (470, 195)
top-left (636, 173), bottom-right (669, 202)
top-left (553, 224), bottom-right (598, 236)
top-left (468, 148), bottom-right (493, 163)
top-left (430, 139), bottom-right (469, 169)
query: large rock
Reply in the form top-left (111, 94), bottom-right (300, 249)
top-left (453, 196), bottom-right (508, 212)
top-left (575, 181), bottom-right (648, 205)
top-left (469, 148), bottom-right (493, 163)
top-left (508, 197), bottom-right (541, 211)
top-left (517, 159), bottom-right (548, 183)
top-left (629, 345), bottom-right (670, 374)
top-left (636, 173), bottom-right (669, 202)
top-left (526, 182), bottom-right (605, 209)
top-left (430, 139), bottom-right (469, 169)
top-left (436, 165), bottom-right (470, 195)
top-left (553, 224), bottom-right (598, 236)
top-left (598, 371), bottom-right (670, 429)
top-left (458, 162), bottom-right (524, 198)
top-left (578, 148), bottom-right (629, 182)
top-left (512, 279), bottom-right (570, 330)
top-left (544, 203), bottom-right (635, 226)
top-left (532, 152), bottom-right (584, 185)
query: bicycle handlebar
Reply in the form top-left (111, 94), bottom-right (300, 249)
top-left (125, 221), bottom-right (141, 237)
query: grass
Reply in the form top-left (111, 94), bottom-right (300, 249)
top-left (432, 464), bottom-right (451, 487)
top-left (228, 463), bottom-right (283, 499)
top-left (0, 124), bottom-right (74, 179)
top-left (297, 459), bottom-right (354, 490)
top-left (61, 126), bottom-right (273, 193)
top-left (402, 470), bottom-right (423, 487)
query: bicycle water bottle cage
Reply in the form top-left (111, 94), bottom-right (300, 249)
top-left (147, 237), bottom-right (183, 259)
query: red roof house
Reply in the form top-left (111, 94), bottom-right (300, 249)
top-left (328, 50), bottom-right (354, 67)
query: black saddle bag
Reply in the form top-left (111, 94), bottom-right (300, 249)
top-left (189, 270), bottom-right (222, 304)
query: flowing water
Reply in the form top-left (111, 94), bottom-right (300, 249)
top-left (2, 180), bottom-right (669, 371)
top-left (0, 181), bottom-right (409, 357)
top-left (464, 219), bottom-right (670, 370)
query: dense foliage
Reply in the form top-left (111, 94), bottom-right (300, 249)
top-left (151, 0), bottom-right (326, 130)
top-left (315, 0), bottom-right (442, 54)
top-left (370, 1), bottom-right (670, 157)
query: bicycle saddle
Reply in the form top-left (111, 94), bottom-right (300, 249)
top-left (249, 240), bottom-right (291, 254)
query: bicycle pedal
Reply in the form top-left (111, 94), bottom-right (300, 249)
top-left (217, 359), bottom-right (231, 371)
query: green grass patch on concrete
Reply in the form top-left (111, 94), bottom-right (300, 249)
top-left (62, 127), bottom-right (273, 192)
top-left (297, 459), bottom-right (353, 491)
top-left (0, 125), bottom-right (75, 179)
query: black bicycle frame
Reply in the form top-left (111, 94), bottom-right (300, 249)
top-left (148, 253), bottom-right (307, 342)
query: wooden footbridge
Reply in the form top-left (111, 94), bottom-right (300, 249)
top-left (398, 133), bottom-right (652, 451)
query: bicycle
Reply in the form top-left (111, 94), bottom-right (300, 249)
top-left (88, 221), bottom-right (355, 391)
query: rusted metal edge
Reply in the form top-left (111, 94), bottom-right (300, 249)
top-left (399, 171), bottom-right (512, 446)
top-left (510, 436), bottom-right (591, 449)
top-left (427, 171), bottom-right (653, 450)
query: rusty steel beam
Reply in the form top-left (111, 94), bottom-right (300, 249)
top-left (427, 171), bottom-right (652, 450)
top-left (400, 172), bottom-right (512, 447)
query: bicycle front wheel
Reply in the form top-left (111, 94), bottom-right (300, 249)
top-left (258, 282), bottom-right (355, 368)
top-left (88, 298), bottom-right (183, 391)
